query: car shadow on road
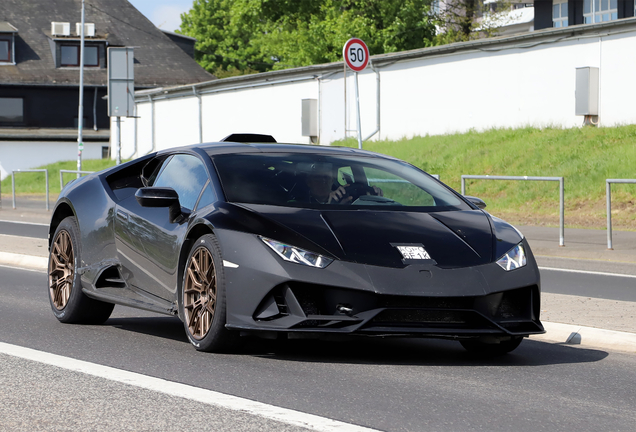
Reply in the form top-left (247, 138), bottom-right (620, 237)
top-left (106, 316), bottom-right (189, 344)
top-left (243, 336), bottom-right (610, 367)
top-left (101, 315), bottom-right (611, 367)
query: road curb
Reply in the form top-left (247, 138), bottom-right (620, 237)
top-left (0, 252), bottom-right (47, 271)
top-left (530, 322), bottom-right (636, 354)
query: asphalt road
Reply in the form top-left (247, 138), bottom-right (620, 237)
top-left (540, 269), bottom-right (636, 302)
top-left (0, 220), bottom-right (48, 239)
top-left (1, 266), bottom-right (636, 431)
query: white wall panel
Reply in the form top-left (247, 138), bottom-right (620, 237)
top-left (122, 27), bottom-right (636, 154)
top-left (198, 80), bottom-right (317, 144)
top-left (597, 32), bottom-right (636, 126)
top-left (155, 97), bottom-right (199, 150)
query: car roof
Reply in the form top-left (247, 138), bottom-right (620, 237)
top-left (164, 141), bottom-right (398, 161)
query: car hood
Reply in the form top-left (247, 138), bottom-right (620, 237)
top-left (236, 204), bottom-right (497, 268)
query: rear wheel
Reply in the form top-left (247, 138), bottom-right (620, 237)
top-left (180, 234), bottom-right (237, 352)
top-left (48, 216), bottom-right (114, 324)
top-left (460, 336), bottom-right (523, 356)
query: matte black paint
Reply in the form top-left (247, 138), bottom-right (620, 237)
top-left (49, 142), bottom-right (544, 340)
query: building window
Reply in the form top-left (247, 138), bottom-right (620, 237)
top-left (584, 0), bottom-right (618, 24)
top-left (60, 45), bottom-right (99, 67)
top-left (553, 0), bottom-right (568, 27)
top-left (0, 98), bottom-right (24, 123)
top-left (0, 37), bottom-right (11, 62)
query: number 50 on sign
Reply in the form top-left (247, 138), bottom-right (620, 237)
top-left (343, 38), bottom-right (369, 72)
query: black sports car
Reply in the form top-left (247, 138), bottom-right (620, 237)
top-left (48, 134), bottom-right (544, 355)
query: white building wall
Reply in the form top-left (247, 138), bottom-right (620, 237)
top-left (155, 97), bottom-right (200, 150)
top-left (116, 26), bottom-right (636, 156)
top-left (597, 32), bottom-right (636, 125)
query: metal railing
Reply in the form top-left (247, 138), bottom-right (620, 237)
top-left (60, 170), bottom-right (94, 190)
top-left (606, 178), bottom-right (636, 250)
top-left (12, 169), bottom-right (49, 211)
top-left (461, 175), bottom-right (565, 247)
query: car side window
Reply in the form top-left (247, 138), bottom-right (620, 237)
top-left (152, 154), bottom-right (209, 211)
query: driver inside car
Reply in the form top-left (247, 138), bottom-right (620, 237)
top-left (304, 163), bottom-right (382, 204)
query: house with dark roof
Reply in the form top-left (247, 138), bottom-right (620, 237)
top-left (0, 0), bottom-right (214, 181)
top-left (534, 0), bottom-right (634, 30)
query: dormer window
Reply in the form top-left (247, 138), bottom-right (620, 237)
top-left (60, 44), bottom-right (100, 67)
top-left (0, 37), bottom-right (10, 62)
top-left (0, 22), bottom-right (18, 64)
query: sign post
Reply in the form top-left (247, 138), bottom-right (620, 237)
top-left (108, 47), bottom-right (135, 164)
top-left (76, 0), bottom-right (86, 177)
top-left (343, 38), bottom-right (369, 149)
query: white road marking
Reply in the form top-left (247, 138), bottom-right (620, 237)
top-left (0, 251), bottom-right (48, 270)
top-left (0, 220), bottom-right (49, 226)
top-left (0, 342), bottom-right (380, 432)
top-left (0, 264), bottom-right (46, 273)
top-left (539, 266), bottom-right (636, 279)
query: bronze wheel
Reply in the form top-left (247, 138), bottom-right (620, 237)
top-left (48, 216), bottom-right (114, 324)
top-left (49, 229), bottom-right (74, 310)
top-left (184, 245), bottom-right (217, 340)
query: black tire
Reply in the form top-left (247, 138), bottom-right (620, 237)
top-left (460, 336), bottom-right (524, 356)
top-left (180, 233), bottom-right (237, 352)
top-left (48, 216), bottom-right (114, 324)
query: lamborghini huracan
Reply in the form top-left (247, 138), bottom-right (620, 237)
top-left (48, 134), bottom-right (543, 354)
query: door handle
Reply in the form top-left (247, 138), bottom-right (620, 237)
top-left (116, 209), bottom-right (129, 222)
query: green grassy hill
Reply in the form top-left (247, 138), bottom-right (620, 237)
top-left (3, 125), bottom-right (635, 229)
top-left (1, 159), bottom-right (121, 197)
top-left (334, 126), bottom-right (636, 230)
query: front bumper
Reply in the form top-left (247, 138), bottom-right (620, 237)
top-left (216, 230), bottom-right (544, 339)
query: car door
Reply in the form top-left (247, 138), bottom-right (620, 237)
top-left (114, 153), bottom-right (212, 300)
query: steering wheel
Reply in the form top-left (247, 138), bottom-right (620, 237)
top-left (342, 183), bottom-right (376, 202)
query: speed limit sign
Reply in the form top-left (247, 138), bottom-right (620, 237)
top-left (343, 38), bottom-right (369, 72)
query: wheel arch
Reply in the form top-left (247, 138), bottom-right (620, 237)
top-left (49, 200), bottom-right (76, 248)
top-left (176, 221), bottom-right (216, 318)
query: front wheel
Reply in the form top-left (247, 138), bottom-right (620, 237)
top-left (460, 336), bottom-right (523, 356)
top-left (48, 216), bottom-right (114, 324)
top-left (180, 234), bottom-right (237, 352)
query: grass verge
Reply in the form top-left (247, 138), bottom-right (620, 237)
top-left (1, 159), bottom-right (123, 197)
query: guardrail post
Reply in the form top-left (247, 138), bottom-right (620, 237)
top-left (606, 180), bottom-right (612, 250)
top-left (60, 170), bottom-right (95, 190)
top-left (559, 177), bottom-right (564, 247)
top-left (45, 169), bottom-right (49, 211)
top-left (605, 179), bottom-right (636, 250)
top-left (461, 174), bottom-right (565, 246)
top-left (11, 169), bottom-right (54, 210)
top-left (11, 171), bottom-right (16, 209)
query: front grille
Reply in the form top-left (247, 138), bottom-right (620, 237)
top-left (379, 296), bottom-right (474, 309)
top-left (369, 309), bottom-right (497, 330)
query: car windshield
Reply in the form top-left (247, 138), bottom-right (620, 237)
top-left (211, 152), bottom-right (469, 211)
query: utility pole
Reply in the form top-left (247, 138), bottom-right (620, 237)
top-left (77, 0), bottom-right (85, 178)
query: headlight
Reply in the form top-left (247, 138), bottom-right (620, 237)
top-left (496, 243), bottom-right (527, 271)
top-left (260, 237), bottom-right (333, 268)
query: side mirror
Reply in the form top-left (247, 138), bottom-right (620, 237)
top-left (465, 195), bottom-right (487, 209)
top-left (135, 187), bottom-right (182, 222)
top-left (135, 187), bottom-right (179, 207)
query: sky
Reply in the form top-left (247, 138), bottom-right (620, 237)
top-left (127, 0), bottom-right (193, 32)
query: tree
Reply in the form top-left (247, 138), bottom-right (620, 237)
top-left (179, 0), bottom-right (437, 76)
top-left (431, 0), bottom-right (513, 44)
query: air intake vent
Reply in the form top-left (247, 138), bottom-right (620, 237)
top-left (76, 22), bottom-right (95, 37)
top-left (51, 22), bottom-right (71, 36)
